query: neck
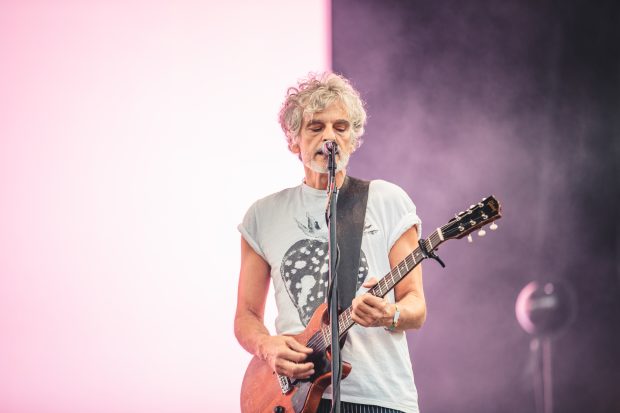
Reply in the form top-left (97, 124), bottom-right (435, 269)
top-left (303, 168), bottom-right (347, 190)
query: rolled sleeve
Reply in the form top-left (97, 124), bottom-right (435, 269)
top-left (238, 202), bottom-right (267, 261)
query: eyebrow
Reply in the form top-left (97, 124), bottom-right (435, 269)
top-left (306, 119), bottom-right (350, 127)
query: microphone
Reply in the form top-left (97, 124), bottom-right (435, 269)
top-left (320, 140), bottom-right (339, 156)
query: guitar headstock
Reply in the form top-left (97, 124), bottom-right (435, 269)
top-left (441, 196), bottom-right (502, 241)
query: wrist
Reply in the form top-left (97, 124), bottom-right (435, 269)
top-left (255, 334), bottom-right (272, 360)
top-left (385, 304), bottom-right (400, 332)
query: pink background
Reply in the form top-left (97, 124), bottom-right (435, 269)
top-left (0, 1), bottom-right (330, 412)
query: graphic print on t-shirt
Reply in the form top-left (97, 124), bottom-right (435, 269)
top-left (280, 212), bottom-right (368, 326)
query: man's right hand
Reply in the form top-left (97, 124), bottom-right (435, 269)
top-left (257, 335), bottom-right (314, 379)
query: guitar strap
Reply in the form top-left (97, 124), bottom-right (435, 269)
top-left (335, 175), bottom-right (370, 310)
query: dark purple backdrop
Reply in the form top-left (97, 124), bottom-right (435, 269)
top-left (333, 1), bottom-right (620, 412)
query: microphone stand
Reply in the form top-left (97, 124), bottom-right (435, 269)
top-left (325, 144), bottom-right (341, 413)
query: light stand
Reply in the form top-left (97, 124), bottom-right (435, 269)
top-left (515, 280), bottom-right (576, 413)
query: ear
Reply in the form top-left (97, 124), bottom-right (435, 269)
top-left (289, 141), bottom-right (300, 154)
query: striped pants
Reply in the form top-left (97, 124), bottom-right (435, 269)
top-left (316, 399), bottom-right (405, 413)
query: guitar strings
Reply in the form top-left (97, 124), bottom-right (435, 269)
top-left (298, 209), bottom-right (498, 369)
top-left (302, 217), bottom-right (494, 350)
top-left (304, 245), bottom-right (426, 353)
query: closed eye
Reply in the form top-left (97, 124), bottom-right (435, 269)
top-left (334, 121), bottom-right (350, 132)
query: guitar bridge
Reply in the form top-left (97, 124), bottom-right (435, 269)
top-left (276, 373), bottom-right (292, 394)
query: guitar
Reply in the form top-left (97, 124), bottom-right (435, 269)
top-left (240, 196), bottom-right (502, 413)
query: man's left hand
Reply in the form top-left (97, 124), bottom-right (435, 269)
top-left (350, 277), bottom-right (396, 328)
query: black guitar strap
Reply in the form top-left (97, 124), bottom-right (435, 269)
top-left (335, 175), bottom-right (370, 310)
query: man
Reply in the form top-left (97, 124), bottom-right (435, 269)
top-left (235, 72), bottom-right (426, 413)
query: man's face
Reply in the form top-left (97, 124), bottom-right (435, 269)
top-left (290, 101), bottom-right (354, 174)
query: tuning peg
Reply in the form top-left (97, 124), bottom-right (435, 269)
top-left (490, 222), bottom-right (498, 231)
top-left (467, 234), bottom-right (473, 243)
top-left (478, 228), bottom-right (486, 237)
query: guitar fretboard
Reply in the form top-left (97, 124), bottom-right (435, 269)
top-left (278, 195), bottom-right (500, 392)
top-left (316, 228), bottom-right (445, 351)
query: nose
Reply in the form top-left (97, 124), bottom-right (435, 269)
top-left (322, 125), bottom-right (336, 141)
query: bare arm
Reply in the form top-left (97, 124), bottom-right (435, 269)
top-left (351, 225), bottom-right (426, 331)
top-left (234, 236), bottom-right (315, 378)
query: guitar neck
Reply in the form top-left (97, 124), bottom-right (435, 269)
top-left (323, 228), bottom-right (445, 345)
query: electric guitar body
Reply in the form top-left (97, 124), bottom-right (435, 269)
top-left (241, 302), bottom-right (351, 413)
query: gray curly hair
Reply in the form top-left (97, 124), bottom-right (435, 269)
top-left (278, 72), bottom-right (367, 149)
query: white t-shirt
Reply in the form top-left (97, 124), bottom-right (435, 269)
top-left (239, 178), bottom-right (422, 413)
